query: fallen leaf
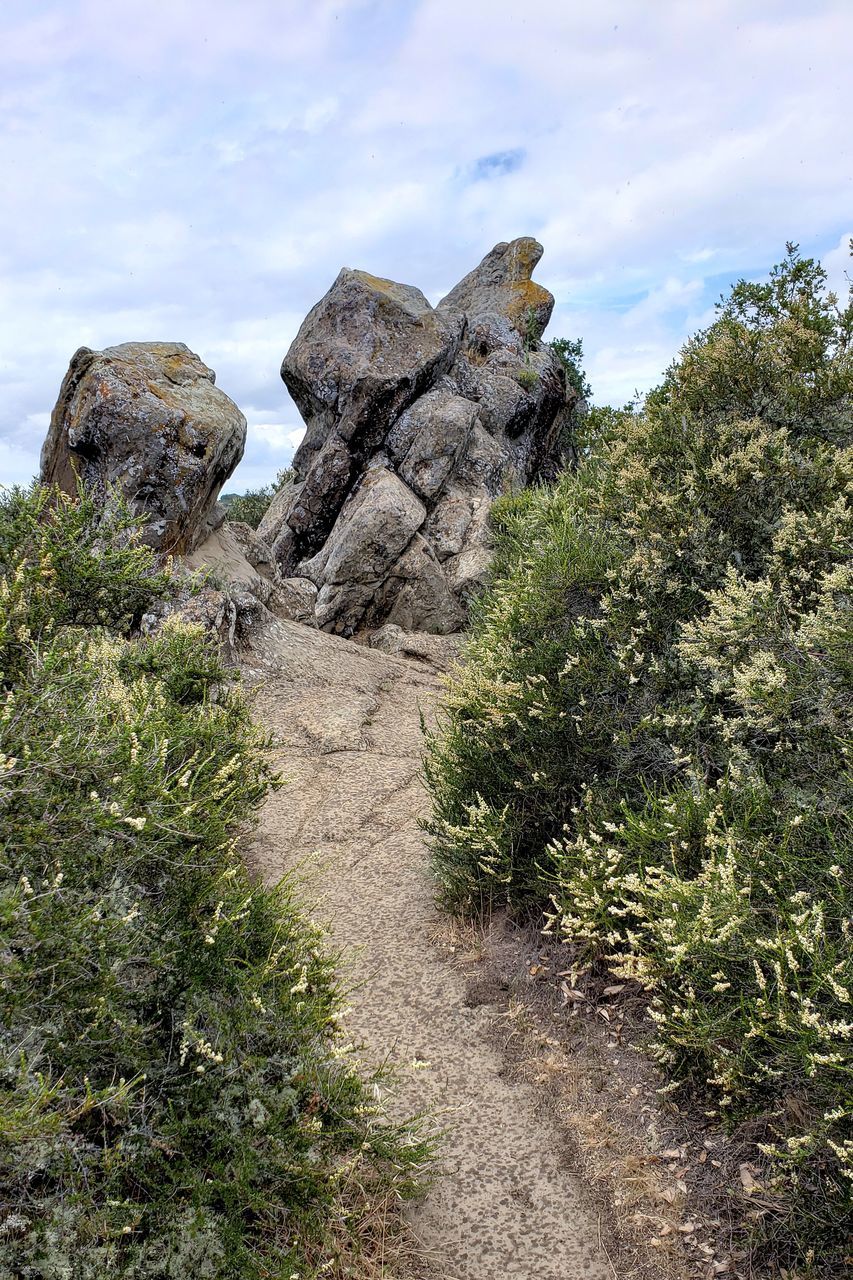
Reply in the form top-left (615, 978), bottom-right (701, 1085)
top-left (739, 1164), bottom-right (761, 1195)
top-left (603, 984), bottom-right (625, 995)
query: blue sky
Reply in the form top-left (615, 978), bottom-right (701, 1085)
top-left (1, 0), bottom-right (851, 491)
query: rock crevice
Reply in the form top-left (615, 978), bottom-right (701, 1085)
top-left (261, 236), bottom-right (571, 635)
top-left (40, 238), bottom-right (572, 639)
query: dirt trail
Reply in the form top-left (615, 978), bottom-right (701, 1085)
top-left (245, 617), bottom-right (609, 1280)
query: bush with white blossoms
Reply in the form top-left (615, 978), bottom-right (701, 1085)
top-left (0, 485), bottom-right (429, 1279)
top-left (424, 245), bottom-right (852, 1273)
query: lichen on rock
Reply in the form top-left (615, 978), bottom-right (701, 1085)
top-left (268, 237), bottom-right (570, 635)
top-left (41, 342), bottom-right (247, 555)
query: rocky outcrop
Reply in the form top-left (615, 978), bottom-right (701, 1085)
top-left (267, 237), bottom-right (570, 635)
top-left (182, 523), bottom-right (320, 629)
top-left (41, 342), bottom-right (246, 554)
top-left (438, 237), bottom-right (554, 342)
top-left (38, 240), bottom-right (571, 642)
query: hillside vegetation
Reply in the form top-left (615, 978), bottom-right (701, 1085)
top-left (222, 469), bottom-right (294, 530)
top-left (424, 246), bottom-right (853, 1273)
top-left (0, 485), bottom-right (427, 1279)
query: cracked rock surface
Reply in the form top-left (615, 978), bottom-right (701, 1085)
top-left (41, 342), bottom-right (246, 554)
top-left (245, 618), bottom-right (608, 1279)
top-left (261, 237), bottom-right (573, 636)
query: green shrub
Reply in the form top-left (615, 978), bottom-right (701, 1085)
top-left (0, 485), bottom-right (428, 1278)
top-left (548, 336), bottom-right (591, 404)
top-left (223, 469), bottom-right (295, 530)
top-left (424, 247), bottom-right (853, 1272)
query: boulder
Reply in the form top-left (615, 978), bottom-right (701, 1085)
top-left (377, 534), bottom-right (465, 634)
top-left (41, 342), bottom-right (246, 554)
top-left (185, 522), bottom-right (317, 632)
top-left (438, 237), bottom-right (554, 341)
top-left (388, 388), bottom-right (478, 501)
top-left (302, 468), bottom-right (427, 635)
top-left (140, 585), bottom-right (265, 659)
top-left (268, 577), bottom-right (319, 626)
top-left (224, 520), bottom-right (277, 580)
top-left (283, 266), bottom-right (464, 474)
top-left (424, 487), bottom-right (475, 562)
top-left (264, 238), bottom-right (569, 634)
top-left (257, 475), bottom-right (303, 546)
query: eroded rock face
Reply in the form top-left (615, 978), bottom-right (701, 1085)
top-left (276, 269), bottom-right (464, 571)
top-left (41, 342), bottom-right (246, 554)
top-left (267, 238), bottom-right (570, 635)
top-left (438, 237), bottom-right (554, 342)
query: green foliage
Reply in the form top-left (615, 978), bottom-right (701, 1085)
top-left (0, 485), bottom-right (428, 1278)
top-left (0, 483), bottom-right (173, 684)
top-left (424, 247), bottom-right (853, 1273)
top-left (547, 336), bottom-right (592, 465)
top-left (223, 468), bottom-right (295, 530)
top-left (548, 336), bottom-right (591, 403)
top-left (514, 366), bottom-right (539, 391)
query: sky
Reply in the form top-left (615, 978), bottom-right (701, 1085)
top-left (1, 0), bottom-right (851, 492)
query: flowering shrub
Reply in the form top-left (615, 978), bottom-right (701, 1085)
top-left (424, 246), bottom-right (852, 1272)
top-left (0, 485), bottom-right (428, 1278)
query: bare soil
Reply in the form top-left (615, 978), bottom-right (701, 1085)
top-left (241, 616), bottom-right (752, 1280)
top-left (243, 616), bottom-right (609, 1279)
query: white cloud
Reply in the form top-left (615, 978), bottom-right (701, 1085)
top-left (822, 232), bottom-right (853, 300)
top-left (1, 0), bottom-right (852, 489)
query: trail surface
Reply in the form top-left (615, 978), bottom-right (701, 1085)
top-left (245, 618), bottom-right (608, 1280)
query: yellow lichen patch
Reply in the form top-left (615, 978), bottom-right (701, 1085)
top-left (506, 238), bottom-right (542, 279)
top-left (354, 270), bottom-right (400, 296)
top-left (507, 280), bottom-right (552, 331)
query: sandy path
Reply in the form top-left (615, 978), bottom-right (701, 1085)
top-left (245, 618), bottom-right (608, 1280)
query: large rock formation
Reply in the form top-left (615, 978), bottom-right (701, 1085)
top-left (261, 237), bottom-right (570, 635)
top-left (41, 342), bottom-right (247, 554)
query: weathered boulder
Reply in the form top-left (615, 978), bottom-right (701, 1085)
top-left (301, 467), bottom-right (427, 634)
top-left (376, 533), bottom-right (465, 634)
top-left (266, 238), bottom-right (569, 635)
top-left (41, 342), bottom-right (246, 554)
top-left (438, 237), bottom-right (554, 341)
top-left (267, 576), bottom-right (319, 626)
top-left (183, 522), bottom-right (319, 630)
top-left (388, 388), bottom-right (478, 501)
top-left (279, 269), bottom-right (464, 568)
